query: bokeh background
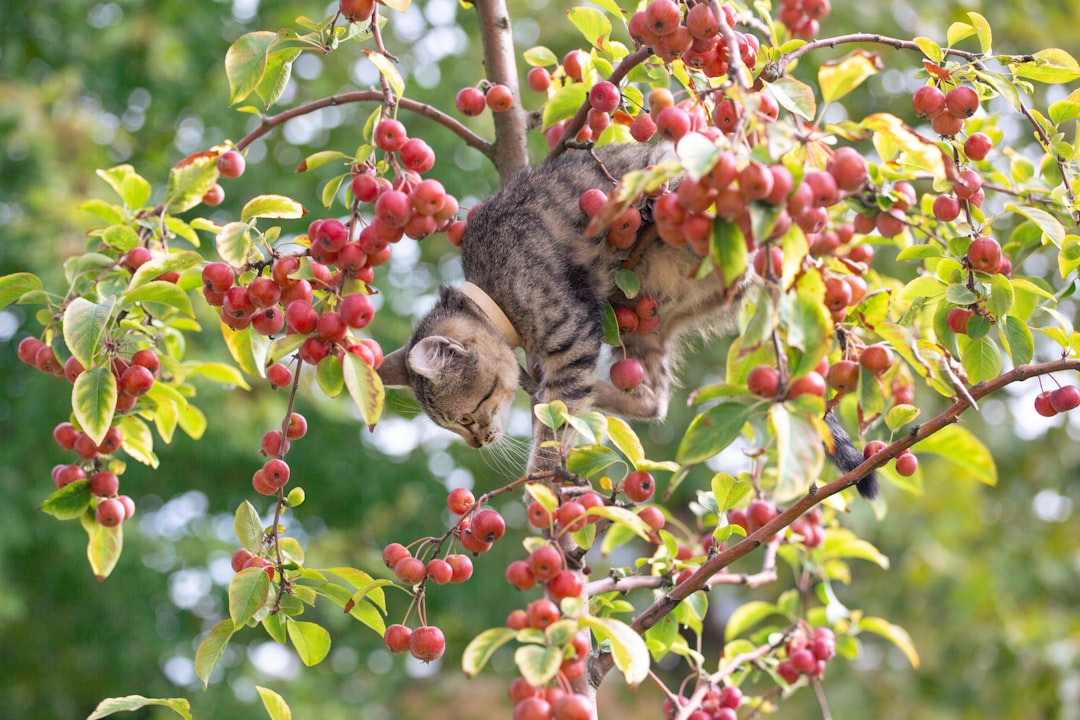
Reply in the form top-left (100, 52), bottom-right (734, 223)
top-left (1, 0), bottom-right (1078, 718)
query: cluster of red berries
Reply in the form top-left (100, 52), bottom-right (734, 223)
top-left (607, 293), bottom-right (662, 392)
top-left (747, 339), bottom-right (894, 406)
top-left (249, 411), bottom-right (308, 496)
top-left (931, 132), bottom-right (993, 223)
top-left (912, 83), bottom-right (981, 138)
top-left (775, 625), bottom-right (837, 683)
top-left (864, 439), bottom-right (918, 477)
top-left (229, 546), bottom-right (277, 582)
top-left (777, 0), bottom-right (830, 40)
top-left (508, 655), bottom-right (593, 720)
top-left (629, 1), bottom-right (756, 76)
top-left (663, 684), bottom-right (744, 720)
top-left (1034, 384), bottom-right (1080, 417)
top-left (201, 148), bottom-right (247, 207)
top-left (19, 337), bottom-right (159, 526)
top-left (455, 83), bottom-right (515, 116)
top-left (730, 501), bottom-right (827, 551)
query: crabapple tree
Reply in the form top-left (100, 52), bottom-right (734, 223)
top-left (4, 0), bottom-right (1080, 719)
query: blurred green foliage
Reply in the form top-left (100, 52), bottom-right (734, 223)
top-left (1, 1), bottom-right (1078, 719)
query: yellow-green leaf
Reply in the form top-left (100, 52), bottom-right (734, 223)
top-left (73, 367), bottom-right (117, 446)
top-left (342, 353), bottom-right (384, 426)
top-left (967, 12), bottom-right (992, 53)
top-left (187, 361), bottom-right (252, 390)
top-left (914, 424), bottom-right (997, 486)
top-left (117, 414), bottom-right (158, 467)
top-left (580, 615), bottom-right (650, 686)
top-left (462, 627), bottom-right (518, 677)
top-left (81, 508), bottom-right (123, 580)
top-left (234, 500), bottom-right (264, 553)
top-left (859, 616), bottom-right (919, 668)
top-left (287, 620), bottom-right (331, 666)
top-left (256, 686), bottom-right (292, 720)
top-left (567, 6), bottom-right (611, 49)
top-left (63, 297), bottom-right (116, 369)
top-left (1012, 48), bottom-right (1080, 84)
top-left (818, 50), bottom-right (883, 105)
top-left (515, 645), bottom-right (563, 687)
top-left (87, 696), bottom-right (192, 720)
top-left (121, 280), bottom-right (195, 318)
top-left (215, 221), bottom-right (254, 268)
top-left (129, 251), bottom-right (203, 289)
top-left (195, 619), bottom-right (236, 688)
top-left (41, 479), bottom-right (92, 520)
top-left (606, 416), bottom-right (644, 465)
top-left (725, 600), bottom-right (784, 638)
top-left (230, 566), bottom-right (271, 626)
top-left (0, 272), bottom-right (43, 310)
top-left (242, 194), bottom-right (306, 222)
top-left (164, 153), bottom-right (219, 214)
top-left (226, 31), bottom-right (277, 105)
top-left (765, 76), bottom-right (817, 120)
top-left (542, 83), bottom-right (588, 131)
top-left (1005, 203), bottom-right (1066, 247)
top-left (772, 404), bottom-right (825, 503)
top-left (363, 50), bottom-right (405, 98)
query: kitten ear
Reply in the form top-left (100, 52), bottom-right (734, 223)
top-left (408, 336), bottom-right (468, 383)
top-left (376, 347), bottom-right (411, 388)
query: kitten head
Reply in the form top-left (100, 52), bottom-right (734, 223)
top-left (377, 290), bottom-right (521, 448)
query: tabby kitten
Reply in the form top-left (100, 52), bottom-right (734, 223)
top-left (377, 143), bottom-right (876, 498)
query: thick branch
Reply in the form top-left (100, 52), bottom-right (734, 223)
top-left (590, 356), bottom-right (1080, 683)
top-left (234, 91), bottom-right (492, 159)
top-left (474, 0), bottom-right (530, 180)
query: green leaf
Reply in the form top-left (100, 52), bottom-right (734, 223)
top-left (226, 31), bottom-right (277, 104)
top-left (710, 220), bottom-right (747, 290)
top-left (63, 297), bottom-right (116, 369)
top-left (235, 500), bottom-right (264, 553)
top-left (946, 21), bottom-right (975, 48)
top-left (567, 445), bottom-right (622, 479)
top-left (121, 280), bottom-right (195, 318)
top-left (316, 354), bottom-right (345, 397)
top-left (117, 414), bottom-right (158, 468)
top-left (944, 283), bottom-right (979, 306)
top-left (885, 404), bottom-right (920, 431)
top-left (187, 361), bottom-right (252, 390)
top-left (242, 194), bottom-right (306, 222)
top-left (515, 645), bottom-right (563, 687)
top-left (256, 686), bottom-right (292, 720)
top-left (220, 322), bottom-right (263, 377)
top-left (896, 244), bottom-right (943, 262)
top-left (711, 473), bottom-right (752, 513)
top-left (606, 416), bottom-right (644, 465)
top-left (363, 50), bottom-right (405, 98)
top-left (41, 480), bottom-right (92, 520)
top-left (73, 367), bottom-right (117, 446)
top-left (676, 402), bottom-right (752, 465)
top-left (588, 505), bottom-right (654, 541)
top-left (967, 11), bottom-right (992, 53)
top-left (0, 272), bottom-right (43, 310)
top-left (1049, 89), bottom-right (1080, 125)
top-left (601, 303), bottom-right (620, 346)
top-left (215, 221), bottom-right (254, 268)
top-left (724, 600), bottom-right (783, 638)
top-left (1005, 204), bottom-right (1066, 247)
top-left (100, 224), bottom-right (141, 253)
top-left (230, 566), bottom-right (271, 627)
top-left (525, 482), bottom-right (559, 512)
top-left (81, 508), bottom-right (123, 580)
top-left (613, 268), bottom-right (640, 298)
top-left (820, 528), bottom-right (890, 569)
top-left (87, 696), bottom-right (192, 720)
top-left (1012, 48), bottom-right (1080, 84)
top-left (195, 619), bottom-right (236, 688)
top-left (567, 6), bottom-right (611, 49)
top-left (915, 424), bottom-right (997, 486)
top-left (287, 620), bottom-right (331, 666)
top-left (129, 251), bottom-right (203, 289)
top-left (164, 153), bottom-right (218, 215)
top-left (542, 83), bottom-right (588, 131)
top-left (859, 616), bottom-right (919, 668)
top-left (342, 353), bottom-right (384, 426)
top-left (857, 362), bottom-right (884, 417)
top-left (912, 36), bottom-right (944, 63)
top-left (960, 336), bottom-right (1001, 384)
top-left (534, 400), bottom-right (568, 431)
top-left (523, 46), bottom-right (559, 67)
top-left (785, 272), bottom-right (831, 377)
top-left (255, 46), bottom-right (299, 109)
top-left (772, 404), bottom-right (825, 503)
top-left (462, 627), bottom-right (518, 677)
top-left (765, 76), bottom-right (817, 120)
top-left (818, 50), bottom-right (883, 105)
top-left (579, 615), bottom-right (650, 686)
top-left (1000, 316), bottom-right (1034, 365)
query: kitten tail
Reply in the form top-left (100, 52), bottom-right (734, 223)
top-left (824, 412), bottom-right (879, 499)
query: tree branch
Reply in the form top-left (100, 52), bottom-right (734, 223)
top-left (590, 356), bottom-right (1080, 683)
top-left (234, 91), bottom-right (493, 159)
top-left (473, 0), bottom-right (530, 181)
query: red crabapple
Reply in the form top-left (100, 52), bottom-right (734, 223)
top-left (96, 498), bottom-right (126, 527)
top-left (409, 625), bottom-right (446, 662)
top-left (610, 358), bottom-right (644, 391)
top-left (912, 85), bottom-right (947, 119)
top-left (1050, 386), bottom-right (1080, 412)
top-left (964, 132), bottom-right (993, 160)
top-left (527, 67), bottom-right (551, 92)
top-left (747, 365), bottom-right (781, 398)
top-left (967, 236), bottom-right (1003, 274)
top-left (217, 150), bottom-right (245, 179)
top-left (588, 81), bottom-right (621, 113)
top-left (455, 87), bottom-right (486, 116)
top-left (373, 118), bottom-right (408, 152)
top-left (946, 307), bottom-right (974, 334)
top-left (486, 84), bottom-right (514, 112)
top-left (383, 624), bottom-right (412, 654)
top-left (624, 470), bottom-right (656, 502)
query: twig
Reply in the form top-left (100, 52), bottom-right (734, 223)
top-left (589, 356), bottom-right (1080, 686)
top-left (234, 91), bottom-right (492, 159)
top-left (473, 0), bottom-right (530, 180)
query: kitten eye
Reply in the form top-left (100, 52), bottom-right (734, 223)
top-left (460, 414), bottom-right (475, 426)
